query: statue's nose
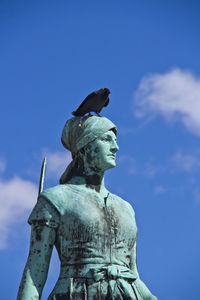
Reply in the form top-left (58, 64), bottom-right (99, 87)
top-left (111, 140), bottom-right (119, 152)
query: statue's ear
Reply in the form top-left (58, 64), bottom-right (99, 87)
top-left (81, 143), bottom-right (92, 155)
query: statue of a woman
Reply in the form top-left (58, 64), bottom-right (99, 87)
top-left (17, 116), bottom-right (157, 300)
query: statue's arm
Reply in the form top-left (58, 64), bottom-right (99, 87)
top-left (17, 224), bottom-right (56, 300)
top-left (130, 242), bottom-right (158, 300)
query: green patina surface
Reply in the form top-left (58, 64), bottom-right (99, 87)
top-left (17, 116), bottom-right (157, 300)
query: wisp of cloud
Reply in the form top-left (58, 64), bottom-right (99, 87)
top-left (133, 68), bottom-right (200, 136)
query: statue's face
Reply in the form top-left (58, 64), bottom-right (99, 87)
top-left (85, 130), bottom-right (119, 172)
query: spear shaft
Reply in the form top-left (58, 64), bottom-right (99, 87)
top-left (38, 157), bottom-right (47, 196)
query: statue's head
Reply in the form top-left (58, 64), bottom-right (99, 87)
top-left (60, 116), bottom-right (119, 183)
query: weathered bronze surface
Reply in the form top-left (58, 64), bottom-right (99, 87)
top-left (17, 116), bottom-right (157, 300)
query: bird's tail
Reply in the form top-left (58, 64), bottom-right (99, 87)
top-left (72, 110), bottom-right (82, 116)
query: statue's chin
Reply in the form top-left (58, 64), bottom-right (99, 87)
top-left (104, 161), bottom-right (116, 171)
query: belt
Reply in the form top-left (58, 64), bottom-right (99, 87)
top-left (90, 265), bottom-right (138, 299)
top-left (60, 263), bottom-right (137, 280)
top-left (59, 264), bottom-right (140, 299)
top-left (89, 264), bottom-right (136, 281)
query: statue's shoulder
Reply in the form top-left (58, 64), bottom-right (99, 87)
top-left (41, 183), bottom-right (76, 198)
top-left (109, 192), bottom-right (135, 216)
top-left (39, 183), bottom-right (78, 215)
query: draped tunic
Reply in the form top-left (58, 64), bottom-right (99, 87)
top-left (28, 183), bottom-right (143, 300)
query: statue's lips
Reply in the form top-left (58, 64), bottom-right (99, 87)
top-left (108, 154), bottom-right (116, 159)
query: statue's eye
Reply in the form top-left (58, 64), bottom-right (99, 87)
top-left (101, 136), bottom-right (110, 142)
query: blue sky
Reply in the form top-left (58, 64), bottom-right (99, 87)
top-left (1, 1), bottom-right (200, 299)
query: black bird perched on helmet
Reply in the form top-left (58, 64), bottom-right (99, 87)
top-left (72, 88), bottom-right (110, 117)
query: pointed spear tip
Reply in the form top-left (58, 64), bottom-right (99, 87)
top-left (38, 157), bottom-right (47, 197)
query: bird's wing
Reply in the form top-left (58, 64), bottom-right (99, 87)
top-left (104, 97), bottom-right (109, 107)
top-left (76, 91), bottom-right (97, 110)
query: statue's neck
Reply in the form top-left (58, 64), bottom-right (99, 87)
top-left (69, 173), bottom-right (108, 198)
top-left (85, 173), bottom-right (105, 193)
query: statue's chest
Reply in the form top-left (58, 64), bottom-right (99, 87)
top-left (58, 193), bottom-right (137, 246)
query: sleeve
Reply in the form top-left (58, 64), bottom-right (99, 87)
top-left (28, 196), bottom-right (60, 229)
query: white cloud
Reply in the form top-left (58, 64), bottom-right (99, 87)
top-left (0, 151), bottom-right (72, 249)
top-left (142, 161), bottom-right (162, 177)
top-left (194, 188), bottom-right (200, 204)
top-left (171, 150), bottom-right (200, 172)
top-left (133, 68), bottom-right (200, 135)
top-left (0, 150), bottom-right (73, 249)
top-left (154, 185), bottom-right (167, 195)
top-left (0, 157), bottom-right (6, 174)
top-left (117, 155), bottom-right (136, 174)
top-left (44, 151), bottom-right (72, 178)
top-left (118, 155), bottom-right (163, 177)
top-left (0, 176), bottom-right (37, 249)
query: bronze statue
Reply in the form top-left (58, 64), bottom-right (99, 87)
top-left (17, 116), bottom-right (157, 299)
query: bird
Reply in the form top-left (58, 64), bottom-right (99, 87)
top-left (72, 88), bottom-right (110, 117)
